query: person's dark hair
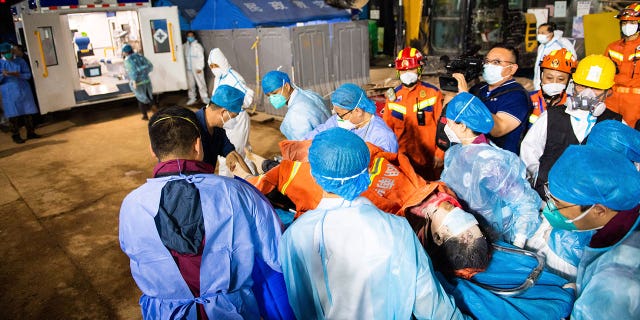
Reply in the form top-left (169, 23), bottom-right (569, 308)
top-left (148, 106), bottom-right (201, 160)
top-left (490, 43), bottom-right (519, 65)
top-left (430, 229), bottom-right (491, 276)
top-left (185, 30), bottom-right (197, 40)
top-left (540, 22), bottom-right (557, 33)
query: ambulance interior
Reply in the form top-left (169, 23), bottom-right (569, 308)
top-left (67, 11), bottom-right (141, 102)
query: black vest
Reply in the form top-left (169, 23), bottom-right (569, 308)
top-left (534, 106), bottom-right (622, 196)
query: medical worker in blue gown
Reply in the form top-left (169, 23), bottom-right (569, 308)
top-left (440, 92), bottom-right (541, 247)
top-left (527, 120), bottom-right (640, 281)
top-left (303, 83), bottom-right (399, 153)
top-left (545, 145), bottom-right (640, 319)
top-left (419, 199), bottom-right (574, 319)
top-left (261, 70), bottom-right (331, 140)
top-left (119, 105), bottom-right (284, 319)
top-left (122, 43), bottom-right (154, 120)
top-left (279, 127), bottom-right (466, 319)
top-left (0, 42), bottom-right (40, 144)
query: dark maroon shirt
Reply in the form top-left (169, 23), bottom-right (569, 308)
top-left (154, 159), bottom-right (214, 320)
top-left (590, 205), bottom-right (640, 248)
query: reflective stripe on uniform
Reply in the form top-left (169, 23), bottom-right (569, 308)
top-left (387, 103), bottom-right (407, 115)
top-left (368, 157), bottom-right (385, 186)
top-left (281, 162), bottom-right (302, 195)
top-left (529, 113), bottom-right (539, 124)
top-left (629, 52), bottom-right (640, 61)
top-left (413, 97), bottom-right (437, 112)
top-left (614, 86), bottom-right (640, 94)
top-left (609, 50), bottom-right (624, 62)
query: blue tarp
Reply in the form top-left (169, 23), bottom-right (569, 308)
top-left (155, 0), bottom-right (350, 30)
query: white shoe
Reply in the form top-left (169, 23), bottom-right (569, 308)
top-left (186, 98), bottom-right (197, 105)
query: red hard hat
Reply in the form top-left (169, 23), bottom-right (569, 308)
top-left (616, 3), bottom-right (640, 21)
top-left (395, 47), bottom-right (424, 70)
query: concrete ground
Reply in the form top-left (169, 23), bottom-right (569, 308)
top-left (0, 68), bottom-right (532, 319)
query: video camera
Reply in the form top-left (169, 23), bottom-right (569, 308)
top-left (438, 47), bottom-right (484, 92)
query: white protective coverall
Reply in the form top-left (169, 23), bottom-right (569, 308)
top-left (533, 30), bottom-right (577, 90)
top-left (279, 196), bottom-right (468, 319)
top-left (208, 48), bottom-right (255, 176)
top-left (183, 39), bottom-right (209, 104)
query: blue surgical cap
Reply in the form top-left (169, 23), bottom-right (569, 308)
top-left (0, 42), bottom-right (12, 53)
top-left (331, 83), bottom-right (376, 114)
top-left (587, 120), bottom-right (640, 163)
top-left (309, 128), bottom-right (371, 201)
top-left (211, 85), bottom-right (244, 113)
top-left (549, 145), bottom-right (640, 211)
top-left (445, 92), bottom-right (494, 134)
top-left (261, 71), bottom-right (290, 94)
top-left (122, 44), bottom-right (133, 53)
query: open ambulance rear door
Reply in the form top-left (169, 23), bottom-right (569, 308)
top-left (22, 12), bottom-right (78, 114)
top-left (138, 6), bottom-right (187, 94)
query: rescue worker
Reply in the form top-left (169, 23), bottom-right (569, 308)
top-left (261, 70), bottom-right (331, 140)
top-left (528, 48), bottom-right (577, 125)
top-left (183, 31), bottom-right (209, 105)
top-left (605, 3), bottom-right (640, 129)
top-left (195, 84), bottom-right (252, 174)
top-left (533, 22), bottom-right (577, 91)
top-left (0, 42), bottom-right (40, 144)
top-left (278, 127), bottom-right (467, 319)
top-left (545, 145), bottom-right (640, 319)
top-left (384, 47), bottom-right (445, 180)
top-left (453, 44), bottom-right (531, 155)
top-left (236, 138), bottom-right (455, 226)
top-left (122, 43), bottom-right (154, 120)
top-left (521, 55), bottom-right (622, 197)
top-left (304, 83), bottom-right (398, 153)
top-left (440, 92), bottom-right (541, 247)
top-left (207, 48), bottom-right (255, 177)
top-left (119, 105), bottom-right (284, 319)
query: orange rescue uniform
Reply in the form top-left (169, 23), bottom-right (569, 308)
top-left (528, 90), bottom-right (568, 125)
top-left (383, 82), bottom-right (445, 180)
top-left (248, 140), bottom-right (454, 222)
top-left (605, 37), bottom-right (640, 128)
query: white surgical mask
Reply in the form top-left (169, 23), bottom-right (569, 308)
top-left (622, 23), bottom-right (639, 37)
top-left (400, 72), bottom-right (419, 86)
top-left (542, 82), bottom-right (567, 96)
top-left (444, 123), bottom-right (461, 144)
top-left (211, 67), bottom-right (223, 78)
top-left (537, 34), bottom-right (551, 44)
top-left (336, 118), bottom-right (357, 130)
top-left (482, 64), bottom-right (505, 85)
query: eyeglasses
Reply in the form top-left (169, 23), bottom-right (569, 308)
top-left (483, 58), bottom-right (515, 66)
top-left (335, 108), bottom-right (355, 120)
top-left (543, 184), bottom-right (580, 212)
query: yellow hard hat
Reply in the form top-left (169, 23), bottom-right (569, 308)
top-left (572, 55), bottom-right (616, 90)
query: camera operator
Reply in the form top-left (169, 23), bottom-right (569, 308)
top-left (383, 47), bottom-right (445, 180)
top-left (452, 44), bottom-right (531, 155)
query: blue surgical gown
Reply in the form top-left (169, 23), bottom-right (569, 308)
top-left (441, 143), bottom-right (542, 245)
top-left (124, 53), bottom-right (154, 104)
top-left (279, 197), bottom-right (468, 319)
top-left (119, 174), bottom-right (283, 319)
top-left (0, 58), bottom-right (38, 118)
top-left (303, 114), bottom-right (399, 153)
top-left (439, 242), bottom-right (574, 320)
top-left (571, 215), bottom-right (640, 319)
top-left (281, 87), bottom-right (331, 140)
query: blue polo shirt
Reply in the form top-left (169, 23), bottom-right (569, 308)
top-left (195, 107), bottom-right (236, 168)
top-left (471, 80), bottom-right (530, 154)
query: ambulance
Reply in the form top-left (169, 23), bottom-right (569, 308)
top-left (11, 0), bottom-right (187, 114)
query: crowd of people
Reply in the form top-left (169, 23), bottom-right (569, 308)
top-left (116, 5), bottom-right (640, 319)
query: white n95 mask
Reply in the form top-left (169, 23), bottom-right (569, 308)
top-left (542, 83), bottom-right (567, 96)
